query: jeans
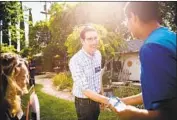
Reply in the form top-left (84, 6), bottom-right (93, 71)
top-left (75, 97), bottom-right (100, 120)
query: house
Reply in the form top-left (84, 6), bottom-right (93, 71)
top-left (119, 40), bottom-right (143, 81)
top-left (113, 40), bottom-right (143, 82)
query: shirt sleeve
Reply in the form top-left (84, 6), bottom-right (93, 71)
top-left (140, 43), bottom-right (177, 110)
top-left (69, 58), bottom-right (89, 91)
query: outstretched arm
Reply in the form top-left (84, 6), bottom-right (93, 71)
top-left (121, 93), bottom-right (143, 105)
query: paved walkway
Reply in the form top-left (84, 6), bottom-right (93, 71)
top-left (35, 73), bottom-right (74, 102)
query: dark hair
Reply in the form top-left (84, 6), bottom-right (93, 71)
top-left (80, 26), bottom-right (97, 39)
top-left (124, 2), bottom-right (161, 22)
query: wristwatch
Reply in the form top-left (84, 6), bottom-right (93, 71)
top-left (108, 96), bottom-right (126, 112)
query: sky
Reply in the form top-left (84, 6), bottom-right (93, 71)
top-left (22, 2), bottom-right (52, 45)
top-left (22, 2), bottom-right (51, 23)
top-left (22, 1), bottom-right (77, 23)
top-left (22, 1), bottom-right (78, 44)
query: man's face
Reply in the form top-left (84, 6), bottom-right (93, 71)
top-left (125, 13), bottom-right (142, 39)
top-left (82, 31), bottom-right (99, 55)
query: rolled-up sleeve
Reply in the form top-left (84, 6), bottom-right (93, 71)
top-left (69, 58), bottom-right (89, 91)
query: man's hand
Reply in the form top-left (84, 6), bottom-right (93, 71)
top-left (100, 103), bottom-right (105, 110)
top-left (110, 104), bottom-right (139, 120)
top-left (109, 104), bottom-right (161, 120)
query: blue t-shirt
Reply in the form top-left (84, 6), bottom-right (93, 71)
top-left (140, 27), bottom-right (177, 110)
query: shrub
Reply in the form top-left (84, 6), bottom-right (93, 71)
top-left (113, 85), bottom-right (141, 97)
top-left (113, 85), bottom-right (144, 109)
top-left (1, 44), bottom-right (17, 53)
top-left (52, 72), bottom-right (73, 90)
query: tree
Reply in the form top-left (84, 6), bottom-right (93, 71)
top-left (0, 1), bottom-right (25, 51)
top-left (27, 21), bottom-right (49, 57)
top-left (48, 3), bottom-right (77, 51)
top-left (20, 7), bottom-right (33, 58)
top-left (159, 2), bottom-right (177, 32)
top-left (20, 1), bottom-right (25, 50)
top-left (65, 24), bottom-right (126, 67)
top-left (41, 2), bottom-right (78, 71)
top-left (42, 1), bottom-right (176, 72)
top-left (70, 2), bottom-right (130, 39)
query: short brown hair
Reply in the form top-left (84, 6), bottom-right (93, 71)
top-left (124, 2), bottom-right (161, 22)
top-left (80, 26), bottom-right (97, 39)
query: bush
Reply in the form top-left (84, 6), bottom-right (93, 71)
top-left (113, 85), bottom-right (144, 109)
top-left (113, 85), bottom-right (141, 97)
top-left (52, 72), bottom-right (73, 91)
top-left (1, 44), bottom-right (17, 53)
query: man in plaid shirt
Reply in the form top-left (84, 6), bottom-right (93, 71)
top-left (69, 26), bottom-right (107, 120)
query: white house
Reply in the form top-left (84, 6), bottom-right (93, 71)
top-left (120, 40), bottom-right (143, 81)
top-left (115, 40), bottom-right (143, 82)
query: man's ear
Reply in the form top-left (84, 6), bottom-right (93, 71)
top-left (130, 12), bottom-right (141, 25)
top-left (130, 12), bottom-right (137, 22)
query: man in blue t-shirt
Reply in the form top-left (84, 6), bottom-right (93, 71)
top-left (113, 2), bottom-right (177, 120)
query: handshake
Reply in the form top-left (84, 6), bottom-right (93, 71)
top-left (108, 97), bottom-right (126, 112)
top-left (100, 96), bottom-right (126, 112)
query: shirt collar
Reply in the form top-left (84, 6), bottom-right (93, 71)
top-left (81, 48), bottom-right (95, 58)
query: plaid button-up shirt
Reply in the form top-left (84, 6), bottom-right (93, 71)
top-left (69, 48), bottom-right (102, 98)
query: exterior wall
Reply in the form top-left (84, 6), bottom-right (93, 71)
top-left (120, 53), bottom-right (140, 81)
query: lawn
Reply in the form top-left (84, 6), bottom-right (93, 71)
top-left (24, 84), bottom-right (141, 120)
top-left (33, 84), bottom-right (119, 120)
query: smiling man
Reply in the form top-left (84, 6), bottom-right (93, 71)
top-left (69, 26), bottom-right (106, 120)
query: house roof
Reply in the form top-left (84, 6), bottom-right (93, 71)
top-left (118, 40), bottom-right (144, 53)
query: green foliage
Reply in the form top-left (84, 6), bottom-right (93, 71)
top-left (47, 3), bottom-right (127, 73)
top-left (101, 32), bottom-right (126, 61)
top-left (1, 44), bottom-right (17, 53)
top-left (42, 42), bottom-right (65, 71)
top-left (52, 72), bottom-right (73, 90)
top-left (65, 24), bottom-right (107, 57)
top-left (0, 1), bottom-right (25, 47)
top-left (20, 1), bottom-right (25, 50)
top-left (65, 24), bottom-right (125, 68)
top-left (113, 85), bottom-right (144, 109)
top-left (113, 85), bottom-right (141, 98)
top-left (19, 47), bottom-right (32, 58)
top-left (44, 3), bottom-right (80, 71)
top-left (49, 3), bottom-right (76, 52)
top-left (159, 2), bottom-right (177, 32)
top-left (28, 21), bottom-right (50, 56)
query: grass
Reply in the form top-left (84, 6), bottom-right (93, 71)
top-left (22, 84), bottom-right (142, 120)
top-left (31, 84), bottom-right (119, 120)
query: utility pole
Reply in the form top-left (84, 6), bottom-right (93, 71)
top-left (40, 2), bottom-right (51, 45)
top-left (40, 2), bottom-right (49, 21)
